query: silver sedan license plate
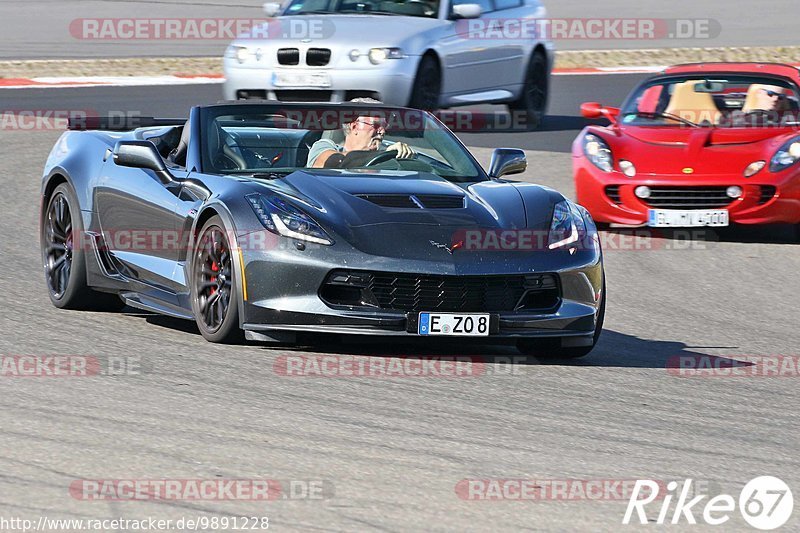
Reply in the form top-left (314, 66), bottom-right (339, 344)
top-left (272, 70), bottom-right (331, 88)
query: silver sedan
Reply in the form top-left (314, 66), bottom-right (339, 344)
top-left (223, 0), bottom-right (554, 127)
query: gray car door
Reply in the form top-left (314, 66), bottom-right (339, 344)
top-left (94, 158), bottom-right (187, 296)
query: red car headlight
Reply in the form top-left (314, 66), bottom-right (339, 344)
top-left (582, 133), bottom-right (613, 173)
top-left (769, 138), bottom-right (800, 172)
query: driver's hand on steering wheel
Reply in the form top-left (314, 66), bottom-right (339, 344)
top-left (385, 142), bottom-right (414, 159)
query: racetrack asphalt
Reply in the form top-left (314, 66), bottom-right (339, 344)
top-left (0, 75), bottom-right (798, 531)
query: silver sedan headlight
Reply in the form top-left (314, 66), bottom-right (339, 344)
top-left (226, 45), bottom-right (250, 64)
top-left (368, 48), bottom-right (405, 64)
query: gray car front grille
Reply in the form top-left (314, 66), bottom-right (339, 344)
top-left (320, 271), bottom-right (562, 313)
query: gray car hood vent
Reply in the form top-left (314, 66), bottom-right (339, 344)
top-left (355, 194), bottom-right (465, 209)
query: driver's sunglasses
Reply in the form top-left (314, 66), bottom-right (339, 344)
top-left (355, 119), bottom-right (387, 130)
top-left (762, 89), bottom-right (785, 99)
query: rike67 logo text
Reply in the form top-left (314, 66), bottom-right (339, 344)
top-left (623, 477), bottom-right (793, 530)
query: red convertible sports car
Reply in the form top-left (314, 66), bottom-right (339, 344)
top-left (573, 62), bottom-right (800, 238)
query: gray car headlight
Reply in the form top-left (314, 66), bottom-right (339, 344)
top-left (582, 133), bottom-right (613, 173)
top-left (548, 200), bottom-right (587, 250)
top-left (368, 47), bottom-right (404, 64)
top-left (769, 137), bottom-right (800, 172)
top-left (247, 194), bottom-right (334, 245)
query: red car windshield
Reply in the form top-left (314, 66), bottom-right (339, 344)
top-left (620, 75), bottom-right (800, 128)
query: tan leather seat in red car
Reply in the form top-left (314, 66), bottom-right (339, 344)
top-left (665, 80), bottom-right (721, 124)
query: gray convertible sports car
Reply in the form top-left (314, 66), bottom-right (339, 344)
top-left (40, 102), bottom-right (604, 357)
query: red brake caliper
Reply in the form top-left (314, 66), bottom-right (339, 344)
top-left (210, 261), bottom-right (218, 294)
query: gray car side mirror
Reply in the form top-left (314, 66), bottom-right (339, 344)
top-left (488, 148), bottom-right (527, 179)
top-left (113, 140), bottom-right (175, 184)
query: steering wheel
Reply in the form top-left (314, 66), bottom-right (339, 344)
top-left (744, 109), bottom-right (780, 118)
top-left (364, 150), bottom-right (398, 166)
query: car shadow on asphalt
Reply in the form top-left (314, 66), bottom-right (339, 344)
top-left (129, 312), bottom-right (201, 334)
top-left (537, 115), bottom-right (608, 133)
top-left (706, 224), bottom-right (797, 244)
top-left (127, 312), bottom-right (743, 371)
top-left (274, 329), bottom-right (741, 370)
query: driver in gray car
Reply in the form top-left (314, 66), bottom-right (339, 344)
top-left (307, 99), bottom-right (414, 168)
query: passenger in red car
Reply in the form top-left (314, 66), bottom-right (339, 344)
top-left (742, 84), bottom-right (788, 113)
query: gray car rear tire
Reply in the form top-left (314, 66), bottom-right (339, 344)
top-left (41, 182), bottom-right (125, 311)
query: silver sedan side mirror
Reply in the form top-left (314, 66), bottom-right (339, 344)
top-left (451, 3), bottom-right (482, 19)
top-left (263, 2), bottom-right (282, 16)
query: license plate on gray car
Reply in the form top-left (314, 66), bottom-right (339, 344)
top-left (418, 313), bottom-right (490, 336)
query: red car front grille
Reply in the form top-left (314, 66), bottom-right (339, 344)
top-left (642, 187), bottom-right (733, 209)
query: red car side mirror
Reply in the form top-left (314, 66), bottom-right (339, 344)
top-left (581, 102), bottom-right (604, 118)
top-left (581, 102), bottom-right (620, 126)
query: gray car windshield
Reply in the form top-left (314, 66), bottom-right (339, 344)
top-left (201, 106), bottom-right (486, 182)
top-left (285, 0), bottom-right (439, 17)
